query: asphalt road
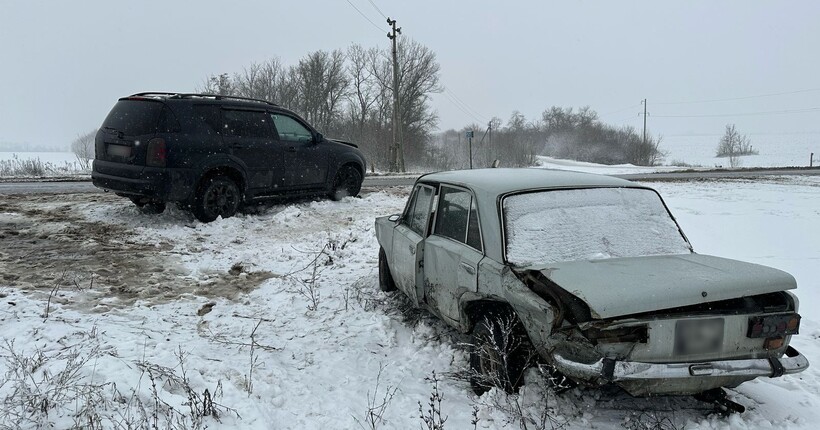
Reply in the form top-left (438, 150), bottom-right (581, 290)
top-left (1, 168), bottom-right (818, 195)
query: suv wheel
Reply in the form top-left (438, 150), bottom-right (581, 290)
top-left (378, 247), bottom-right (397, 292)
top-left (469, 312), bottom-right (532, 395)
top-left (330, 165), bottom-right (362, 201)
top-left (193, 175), bottom-right (241, 222)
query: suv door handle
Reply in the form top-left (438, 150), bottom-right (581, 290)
top-left (460, 262), bottom-right (476, 275)
top-left (231, 143), bottom-right (244, 149)
top-left (409, 245), bottom-right (415, 255)
top-left (286, 146), bottom-right (297, 152)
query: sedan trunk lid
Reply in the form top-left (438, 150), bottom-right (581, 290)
top-left (534, 254), bottom-right (796, 319)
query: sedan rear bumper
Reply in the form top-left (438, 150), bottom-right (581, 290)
top-left (553, 346), bottom-right (809, 395)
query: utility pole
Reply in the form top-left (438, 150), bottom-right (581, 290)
top-left (488, 120), bottom-right (492, 149)
top-left (641, 99), bottom-right (648, 145)
top-left (387, 17), bottom-right (403, 172)
top-left (466, 130), bottom-right (474, 169)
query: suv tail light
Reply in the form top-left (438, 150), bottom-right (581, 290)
top-left (146, 138), bottom-right (167, 167)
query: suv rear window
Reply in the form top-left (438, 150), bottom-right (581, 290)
top-left (102, 99), bottom-right (164, 136)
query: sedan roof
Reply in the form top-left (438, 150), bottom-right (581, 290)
top-left (419, 168), bottom-right (637, 197)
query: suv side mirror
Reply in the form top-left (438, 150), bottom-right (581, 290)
top-left (314, 132), bottom-right (324, 144)
top-left (388, 214), bottom-right (400, 223)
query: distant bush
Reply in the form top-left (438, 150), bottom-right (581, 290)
top-left (432, 106), bottom-right (667, 170)
top-left (716, 124), bottom-right (757, 168)
top-left (0, 154), bottom-right (86, 178)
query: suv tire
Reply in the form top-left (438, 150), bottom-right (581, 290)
top-left (469, 311), bottom-right (532, 395)
top-left (330, 165), bottom-right (362, 201)
top-left (378, 247), bottom-right (397, 292)
top-left (193, 175), bottom-right (241, 223)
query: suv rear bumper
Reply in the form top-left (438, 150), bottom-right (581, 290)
top-left (552, 346), bottom-right (809, 396)
top-left (92, 160), bottom-right (195, 202)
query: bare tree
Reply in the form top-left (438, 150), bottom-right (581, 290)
top-left (200, 73), bottom-right (234, 95)
top-left (716, 124), bottom-right (756, 167)
top-left (70, 129), bottom-right (97, 169)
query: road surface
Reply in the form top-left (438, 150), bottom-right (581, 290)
top-left (1, 168), bottom-right (818, 195)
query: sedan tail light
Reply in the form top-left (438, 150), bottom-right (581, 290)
top-left (747, 314), bottom-right (801, 338)
top-left (146, 138), bottom-right (167, 167)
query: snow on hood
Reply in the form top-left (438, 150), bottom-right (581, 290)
top-left (534, 254), bottom-right (797, 319)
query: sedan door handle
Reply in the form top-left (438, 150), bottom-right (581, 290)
top-left (460, 262), bottom-right (476, 275)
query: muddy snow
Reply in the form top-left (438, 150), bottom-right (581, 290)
top-left (0, 178), bottom-right (819, 429)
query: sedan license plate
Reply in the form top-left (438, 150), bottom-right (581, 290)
top-left (674, 318), bottom-right (724, 355)
top-left (107, 144), bottom-right (132, 158)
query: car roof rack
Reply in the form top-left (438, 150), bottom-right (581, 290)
top-left (129, 92), bottom-right (278, 107)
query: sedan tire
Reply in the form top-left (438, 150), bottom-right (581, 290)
top-left (378, 247), bottom-right (398, 292)
top-left (469, 312), bottom-right (532, 395)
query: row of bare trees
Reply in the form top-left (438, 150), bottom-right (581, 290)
top-left (199, 39), bottom-right (441, 172)
top-left (431, 107), bottom-right (666, 170)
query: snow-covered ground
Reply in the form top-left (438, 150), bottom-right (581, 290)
top-left (535, 156), bottom-right (692, 175)
top-left (663, 134), bottom-right (819, 168)
top-left (1, 178), bottom-right (819, 429)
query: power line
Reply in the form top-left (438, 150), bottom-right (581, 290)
top-left (655, 87), bottom-right (820, 105)
top-left (366, 0), bottom-right (388, 19)
top-left (600, 104), bottom-right (641, 117)
top-left (344, 0), bottom-right (387, 33)
top-left (441, 91), bottom-right (485, 124)
top-left (665, 130), bottom-right (820, 137)
top-left (654, 107), bottom-right (820, 118)
top-left (445, 88), bottom-right (487, 121)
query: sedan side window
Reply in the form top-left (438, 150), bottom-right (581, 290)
top-left (402, 185), bottom-right (434, 236)
top-left (434, 186), bottom-right (482, 251)
top-left (271, 113), bottom-right (313, 143)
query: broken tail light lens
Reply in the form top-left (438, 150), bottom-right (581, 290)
top-left (146, 138), bottom-right (167, 167)
top-left (747, 314), bottom-right (801, 339)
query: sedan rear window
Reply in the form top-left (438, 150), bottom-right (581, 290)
top-left (101, 99), bottom-right (164, 136)
top-left (503, 187), bottom-right (691, 266)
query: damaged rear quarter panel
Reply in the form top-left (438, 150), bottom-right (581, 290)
top-left (467, 258), bottom-right (557, 354)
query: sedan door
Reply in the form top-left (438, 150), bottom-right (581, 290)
top-left (270, 112), bottom-right (329, 189)
top-left (221, 108), bottom-right (284, 190)
top-left (423, 185), bottom-right (484, 323)
top-left (390, 184), bottom-right (436, 306)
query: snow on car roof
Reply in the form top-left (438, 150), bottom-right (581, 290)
top-left (419, 168), bottom-right (637, 196)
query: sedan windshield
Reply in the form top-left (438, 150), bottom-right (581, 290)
top-left (503, 187), bottom-right (691, 266)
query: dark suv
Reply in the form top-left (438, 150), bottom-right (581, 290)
top-left (92, 93), bottom-right (366, 222)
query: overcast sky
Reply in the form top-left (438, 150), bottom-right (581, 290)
top-left (1, 0), bottom-right (819, 149)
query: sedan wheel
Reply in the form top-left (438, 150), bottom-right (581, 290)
top-left (378, 247), bottom-right (397, 292)
top-left (194, 176), bottom-right (241, 223)
top-left (469, 312), bottom-right (531, 395)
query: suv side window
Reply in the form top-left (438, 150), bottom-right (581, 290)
top-left (193, 105), bottom-right (221, 134)
top-left (222, 109), bottom-right (273, 138)
top-left (434, 186), bottom-right (482, 251)
top-left (403, 185), bottom-right (435, 236)
top-left (271, 113), bottom-right (313, 143)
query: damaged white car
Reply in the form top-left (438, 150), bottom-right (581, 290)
top-left (375, 168), bottom-right (808, 412)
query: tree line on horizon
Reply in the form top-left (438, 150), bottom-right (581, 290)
top-left (197, 39), bottom-right (666, 171)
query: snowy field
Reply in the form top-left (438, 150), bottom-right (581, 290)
top-left (0, 177), bottom-right (819, 429)
top-left (662, 135), bottom-right (818, 168)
